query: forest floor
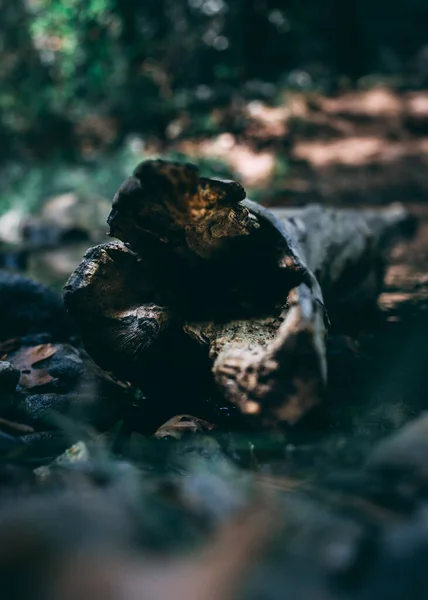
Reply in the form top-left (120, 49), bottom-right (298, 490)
top-left (7, 85), bottom-right (428, 462)
top-left (2, 86), bottom-right (428, 599)
top-left (137, 85), bottom-right (428, 477)
top-left (164, 86), bottom-right (428, 207)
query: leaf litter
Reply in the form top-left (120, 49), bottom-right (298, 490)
top-left (5, 343), bottom-right (59, 389)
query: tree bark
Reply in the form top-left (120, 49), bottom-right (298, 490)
top-left (63, 161), bottom-right (413, 428)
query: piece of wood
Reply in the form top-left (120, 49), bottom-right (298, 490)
top-left (185, 202), bottom-right (412, 424)
top-left (63, 241), bottom-right (172, 380)
top-left (64, 160), bottom-right (413, 428)
top-left (270, 203), bottom-right (413, 320)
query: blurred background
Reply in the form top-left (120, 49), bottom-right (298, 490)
top-left (1, 0), bottom-right (428, 286)
top-left (3, 7), bottom-right (428, 592)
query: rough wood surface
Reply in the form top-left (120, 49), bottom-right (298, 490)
top-left (64, 241), bottom-right (172, 379)
top-left (271, 203), bottom-right (413, 319)
top-left (184, 202), bottom-right (412, 424)
top-left (63, 160), bottom-right (413, 428)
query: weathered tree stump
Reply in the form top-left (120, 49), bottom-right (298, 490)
top-left (63, 160), bottom-right (413, 428)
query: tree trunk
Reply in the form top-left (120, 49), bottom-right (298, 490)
top-left (63, 161), bottom-right (414, 428)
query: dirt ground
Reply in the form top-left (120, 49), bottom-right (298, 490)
top-left (168, 87), bottom-right (428, 207)
top-left (6, 86), bottom-right (428, 468)
top-left (3, 88), bottom-right (428, 600)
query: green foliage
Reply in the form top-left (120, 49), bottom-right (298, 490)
top-left (28, 0), bottom-right (126, 112)
top-left (0, 150), bottom-right (128, 214)
top-left (1, 0), bottom-right (428, 207)
top-left (0, 143), bottom-right (234, 216)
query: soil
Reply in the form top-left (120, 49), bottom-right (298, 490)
top-left (2, 86), bottom-right (428, 600)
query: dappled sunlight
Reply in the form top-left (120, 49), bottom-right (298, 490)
top-left (383, 264), bottom-right (427, 288)
top-left (295, 136), bottom-right (385, 167)
top-left (161, 88), bottom-right (428, 203)
top-left (407, 92), bottom-right (428, 118)
top-left (227, 146), bottom-right (275, 186)
top-left (294, 136), bottom-right (428, 167)
top-left (320, 88), bottom-right (403, 117)
top-left (378, 291), bottom-right (414, 310)
top-left (180, 134), bottom-right (276, 186)
top-left (378, 218), bottom-right (428, 317)
top-left (245, 101), bottom-right (289, 138)
top-left (290, 89), bottom-right (428, 174)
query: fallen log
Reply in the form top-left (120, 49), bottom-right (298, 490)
top-left (63, 160), bottom-right (413, 428)
top-left (269, 202), bottom-right (413, 320)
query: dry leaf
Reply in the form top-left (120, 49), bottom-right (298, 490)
top-left (154, 414), bottom-right (215, 439)
top-left (7, 344), bottom-right (59, 389)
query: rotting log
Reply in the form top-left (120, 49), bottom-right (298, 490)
top-left (184, 202), bottom-right (412, 425)
top-left (270, 202), bottom-right (413, 320)
top-left (63, 160), bottom-right (414, 428)
top-left (63, 241), bottom-right (172, 379)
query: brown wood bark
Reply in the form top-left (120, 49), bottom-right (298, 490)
top-left (63, 160), bottom-right (413, 427)
top-left (183, 202), bottom-right (412, 425)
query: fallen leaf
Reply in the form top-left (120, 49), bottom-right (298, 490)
top-left (154, 414), bottom-right (215, 440)
top-left (7, 344), bottom-right (59, 389)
